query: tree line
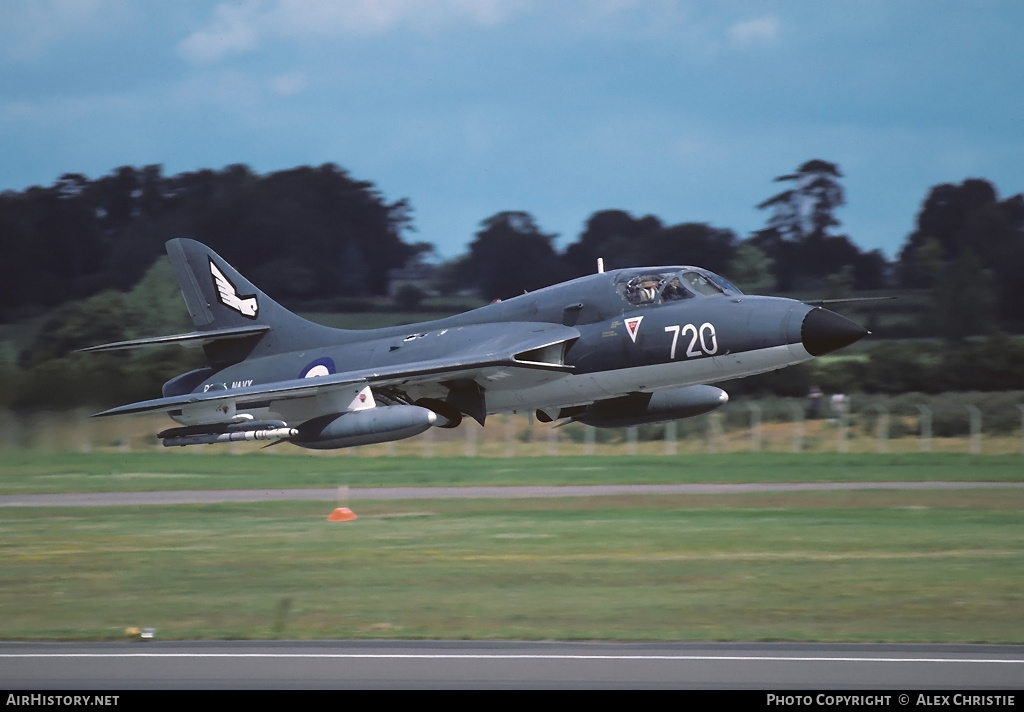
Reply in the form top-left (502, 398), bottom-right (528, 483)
top-left (0, 163), bottom-right (426, 321)
top-left (3, 159), bottom-right (1022, 326)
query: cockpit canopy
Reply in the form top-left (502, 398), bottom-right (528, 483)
top-left (615, 268), bottom-right (742, 307)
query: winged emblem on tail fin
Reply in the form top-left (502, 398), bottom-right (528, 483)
top-left (209, 260), bottom-right (258, 318)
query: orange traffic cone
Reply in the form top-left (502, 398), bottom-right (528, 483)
top-left (328, 507), bottom-right (357, 522)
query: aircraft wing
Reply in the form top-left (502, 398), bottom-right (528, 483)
top-left (92, 322), bottom-right (579, 420)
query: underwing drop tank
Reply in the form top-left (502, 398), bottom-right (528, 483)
top-left (292, 405), bottom-right (438, 450)
top-left (573, 385), bottom-right (729, 428)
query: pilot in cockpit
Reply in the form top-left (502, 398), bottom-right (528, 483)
top-left (625, 275), bottom-right (664, 304)
top-left (661, 276), bottom-right (691, 301)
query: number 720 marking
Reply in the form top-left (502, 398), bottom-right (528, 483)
top-left (665, 323), bottom-right (718, 359)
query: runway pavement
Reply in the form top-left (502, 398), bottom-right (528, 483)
top-left (2, 481), bottom-right (1023, 507)
top-left (1, 640), bottom-right (1022, 689)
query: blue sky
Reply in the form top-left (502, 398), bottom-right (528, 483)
top-left (1, 1), bottom-right (1021, 261)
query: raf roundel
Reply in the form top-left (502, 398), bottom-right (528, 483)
top-left (300, 357), bottom-right (336, 379)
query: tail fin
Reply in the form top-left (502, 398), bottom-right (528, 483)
top-left (164, 238), bottom-right (337, 359)
top-left (167, 238), bottom-right (275, 330)
top-left (80, 239), bottom-right (338, 363)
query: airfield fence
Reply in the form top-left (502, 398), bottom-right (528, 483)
top-left (2, 395), bottom-right (1024, 457)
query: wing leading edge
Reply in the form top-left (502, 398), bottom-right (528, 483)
top-left (92, 322), bottom-right (579, 420)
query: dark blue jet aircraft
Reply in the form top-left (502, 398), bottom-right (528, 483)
top-left (83, 238), bottom-right (867, 448)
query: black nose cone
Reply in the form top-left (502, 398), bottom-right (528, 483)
top-left (801, 307), bottom-right (869, 356)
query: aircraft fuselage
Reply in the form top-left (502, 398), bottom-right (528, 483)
top-left (184, 270), bottom-right (848, 421)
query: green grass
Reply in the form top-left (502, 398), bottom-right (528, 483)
top-left (1, 490), bottom-right (1022, 642)
top-left (2, 452), bottom-right (1022, 642)
top-left (1, 452), bottom-right (1023, 494)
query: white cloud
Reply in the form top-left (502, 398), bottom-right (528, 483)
top-left (727, 15), bottom-right (779, 47)
top-left (174, 1), bottom-right (733, 65)
top-left (177, 0), bottom-right (532, 63)
top-left (177, 0), bottom-right (262, 64)
top-left (281, 0), bottom-right (534, 34)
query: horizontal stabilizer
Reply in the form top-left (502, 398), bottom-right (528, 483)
top-left (76, 324), bottom-right (270, 353)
